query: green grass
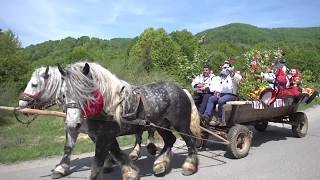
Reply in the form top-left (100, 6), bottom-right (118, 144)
top-left (0, 112), bottom-right (138, 164)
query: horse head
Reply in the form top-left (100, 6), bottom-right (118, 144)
top-left (58, 63), bottom-right (100, 128)
top-left (19, 66), bottom-right (51, 108)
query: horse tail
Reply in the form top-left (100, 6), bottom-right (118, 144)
top-left (183, 89), bottom-right (202, 140)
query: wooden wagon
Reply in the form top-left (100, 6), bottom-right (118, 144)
top-left (198, 96), bottom-right (309, 159)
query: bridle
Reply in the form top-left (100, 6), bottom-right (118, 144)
top-left (16, 72), bottom-right (59, 125)
top-left (19, 78), bottom-right (50, 109)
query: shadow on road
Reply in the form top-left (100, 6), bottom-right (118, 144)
top-left (62, 125), bottom-right (297, 178)
top-left (250, 124), bottom-right (294, 147)
top-left (199, 124), bottom-right (295, 159)
top-left (64, 143), bottom-right (227, 179)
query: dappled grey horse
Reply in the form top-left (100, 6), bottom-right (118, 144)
top-left (18, 65), bottom-right (157, 179)
top-left (58, 62), bottom-right (201, 180)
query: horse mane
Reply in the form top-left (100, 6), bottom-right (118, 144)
top-left (33, 66), bottom-right (64, 104)
top-left (66, 61), bottom-right (129, 124)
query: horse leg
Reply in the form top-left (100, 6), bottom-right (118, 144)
top-left (87, 137), bottom-right (115, 174)
top-left (109, 138), bottom-right (139, 180)
top-left (146, 128), bottom-right (157, 155)
top-left (90, 134), bottom-right (110, 180)
top-left (103, 152), bottom-right (115, 173)
top-left (174, 126), bottom-right (198, 176)
top-left (153, 128), bottom-right (176, 177)
top-left (52, 127), bottom-right (79, 179)
top-left (128, 130), bottom-right (142, 161)
top-left (81, 120), bottom-right (115, 173)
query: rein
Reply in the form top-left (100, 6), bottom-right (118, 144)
top-left (13, 101), bottom-right (57, 125)
top-left (120, 118), bottom-right (223, 145)
top-left (15, 79), bottom-right (60, 125)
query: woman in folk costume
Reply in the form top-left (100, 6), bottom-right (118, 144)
top-left (275, 65), bottom-right (300, 98)
top-left (288, 69), bottom-right (302, 92)
top-left (275, 65), bottom-right (289, 98)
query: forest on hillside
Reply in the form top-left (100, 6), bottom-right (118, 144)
top-left (1, 23), bottom-right (319, 106)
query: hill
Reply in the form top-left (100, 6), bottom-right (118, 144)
top-left (21, 23), bottom-right (320, 82)
top-left (196, 23), bottom-right (320, 47)
top-left (24, 36), bottom-right (132, 67)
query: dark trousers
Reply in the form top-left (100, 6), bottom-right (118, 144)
top-left (194, 93), bottom-right (212, 114)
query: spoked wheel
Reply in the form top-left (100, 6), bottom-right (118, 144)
top-left (227, 124), bottom-right (252, 159)
top-left (290, 112), bottom-right (308, 138)
top-left (254, 121), bottom-right (268, 132)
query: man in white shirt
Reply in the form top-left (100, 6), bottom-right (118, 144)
top-left (191, 64), bottom-right (216, 114)
top-left (202, 63), bottom-right (242, 125)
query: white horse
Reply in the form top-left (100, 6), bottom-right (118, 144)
top-left (18, 64), bottom-right (157, 179)
top-left (58, 62), bottom-right (202, 180)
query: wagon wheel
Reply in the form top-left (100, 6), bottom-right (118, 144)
top-left (290, 112), bottom-right (308, 138)
top-left (227, 124), bottom-right (252, 159)
top-left (254, 121), bottom-right (268, 132)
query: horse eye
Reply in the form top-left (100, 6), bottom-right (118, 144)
top-left (31, 83), bottom-right (38, 88)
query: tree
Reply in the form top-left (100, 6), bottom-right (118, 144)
top-left (170, 30), bottom-right (198, 61)
top-left (128, 28), bottom-right (182, 72)
top-left (0, 30), bottom-right (31, 106)
top-left (0, 30), bottom-right (30, 88)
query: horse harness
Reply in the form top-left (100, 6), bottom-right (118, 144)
top-left (120, 86), bottom-right (152, 127)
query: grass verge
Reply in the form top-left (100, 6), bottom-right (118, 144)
top-left (0, 112), bottom-right (137, 164)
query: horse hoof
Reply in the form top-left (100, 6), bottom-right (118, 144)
top-left (122, 166), bottom-right (140, 180)
top-left (52, 165), bottom-right (69, 179)
top-left (182, 161), bottom-right (198, 176)
top-left (146, 143), bottom-right (157, 155)
top-left (103, 166), bottom-right (113, 173)
top-left (90, 167), bottom-right (103, 180)
top-left (123, 172), bottom-right (140, 180)
top-left (103, 158), bottom-right (114, 173)
top-left (51, 172), bottom-right (64, 179)
top-left (153, 162), bottom-right (167, 177)
top-left (129, 151), bottom-right (141, 161)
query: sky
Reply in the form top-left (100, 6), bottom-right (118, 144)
top-left (1, 0), bottom-right (320, 47)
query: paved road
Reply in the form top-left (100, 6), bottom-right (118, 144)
top-left (1, 106), bottom-right (320, 180)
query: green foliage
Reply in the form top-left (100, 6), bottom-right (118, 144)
top-left (128, 28), bottom-right (182, 72)
top-left (237, 48), bottom-right (283, 100)
top-left (170, 30), bottom-right (198, 61)
top-left (25, 36), bottom-right (131, 67)
top-left (0, 30), bottom-right (31, 105)
top-left (177, 45), bottom-right (209, 83)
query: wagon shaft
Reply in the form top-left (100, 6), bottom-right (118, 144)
top-left (0, 106), bottom-right (66, 117)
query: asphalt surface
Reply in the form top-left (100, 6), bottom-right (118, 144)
top-left (1, 106), bottom-right (320, 180)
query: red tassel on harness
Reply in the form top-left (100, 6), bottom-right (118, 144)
top-left (83, 90), bottom-right (104, 117)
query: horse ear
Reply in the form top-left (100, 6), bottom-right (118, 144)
top-left (57, 64), bottom-right (66, 76)
top-left (83, 63), bottom-right (90, 76)
top-left (43, 65), bottom-right (49, 79)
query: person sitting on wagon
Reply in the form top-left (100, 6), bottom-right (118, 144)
top-left (201, 63), bottom-right (242, 126)
top-left (261, 67), bottom-right (276, 89)
top-left (288, 68), bottom-right (302, 92)
top-left (192, 63), bottom-right (216, 114)
top-left (275, 65), bottom-right (301, 99)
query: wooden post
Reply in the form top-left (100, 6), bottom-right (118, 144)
top-left (0, 106), bottom-right (66, 117)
